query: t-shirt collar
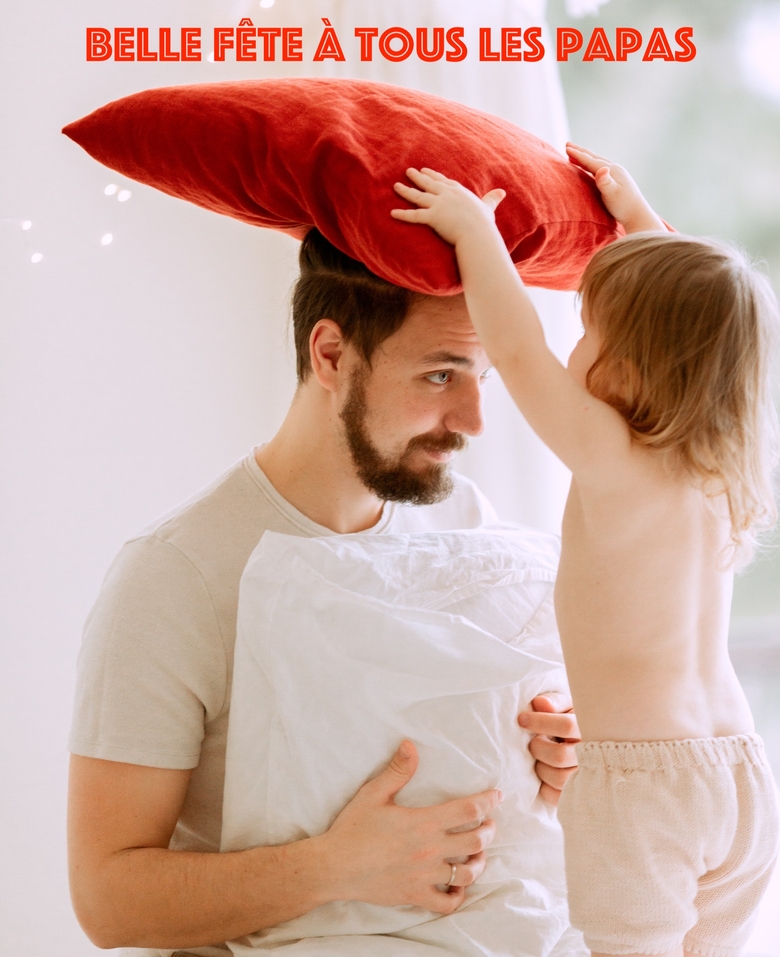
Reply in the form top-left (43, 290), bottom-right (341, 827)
top-left (245, 447), bottom-right (397, 537)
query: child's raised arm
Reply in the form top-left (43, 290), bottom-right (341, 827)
top-left (390, 161), bottom-right (662, 481)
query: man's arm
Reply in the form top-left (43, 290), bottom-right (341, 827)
top-left (69, 743), bottom-right (501, 950)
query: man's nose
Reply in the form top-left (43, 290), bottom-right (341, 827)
top-left (444, 378), bottom-right (485, 437)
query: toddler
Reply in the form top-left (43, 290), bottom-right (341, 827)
top-left (391, 146), bottom-right (780, 957)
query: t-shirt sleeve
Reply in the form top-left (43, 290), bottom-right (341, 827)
top-left (69, 535), bottom-right (228, 769)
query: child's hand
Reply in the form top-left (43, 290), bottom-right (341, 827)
top-left (566, 143), bottom-right (666, 234)
top-left (391, 167), bottom-right (505, 247)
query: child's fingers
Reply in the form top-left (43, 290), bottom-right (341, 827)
top-left (566, 144), bottom-right (614, 176)
top-left (481, 188), bottom-right (506, 211)
top-left (418, 167), bottom-right (451, 184)
top-left (594, 167), bottom-right (615, 189)
top-left (566, 142), bottom-right (611, 164)
top-left (393, 182), bottom-right (434, 207)
top-left (390, 207), bottom-right (430, 223)
top-left (405, 167), bottom-right (443, 191)
top-left (565, 149), bottom-right (601, 174)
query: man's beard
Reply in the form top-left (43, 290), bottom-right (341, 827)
top-left (339, 367), bottom-right (466, 506)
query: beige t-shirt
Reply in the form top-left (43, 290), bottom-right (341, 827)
top-left (70, 450), bottom-right (498, 957)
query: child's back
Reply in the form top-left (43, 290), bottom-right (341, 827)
top-left (557, 457), bottom-right (753, 743)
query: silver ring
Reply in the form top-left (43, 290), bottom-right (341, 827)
top-left (447, 863), bottom-right (457, 887)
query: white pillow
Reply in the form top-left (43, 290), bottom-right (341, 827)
top-left (223, 527), bottom-right (584, 957)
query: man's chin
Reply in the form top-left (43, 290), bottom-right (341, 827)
top-left (359, 461), bottom-right (454, 506)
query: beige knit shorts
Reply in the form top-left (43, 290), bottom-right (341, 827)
top-left (557, 734), bottom-right (778, 957)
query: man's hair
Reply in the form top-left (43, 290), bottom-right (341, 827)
top-left (292, 228), bottom-right (420, 382)
top-left (579, 231), bottom-right (780, 560)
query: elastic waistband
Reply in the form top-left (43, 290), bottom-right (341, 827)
top-left (575, 734), bottom-right (768, 772)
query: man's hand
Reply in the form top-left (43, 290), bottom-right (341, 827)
top-left (322, 739), bottom-right (503, 914)
top-left (566, 143), bottom-right (666, 235)
top-left (68, 744), bottom-right (502, 948)
top-left (519, 693), bottom-right (580, 806)
top-left (391, 167), bottom-right (505, 247)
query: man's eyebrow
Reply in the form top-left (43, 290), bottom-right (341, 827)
top-left (419, 351), bottom-right (474, 367)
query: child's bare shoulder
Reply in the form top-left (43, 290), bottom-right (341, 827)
top-left (578, 443), bottom-right (717, 533)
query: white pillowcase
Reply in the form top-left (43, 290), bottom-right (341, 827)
top-left (223, 526), bottom-right (584, 957)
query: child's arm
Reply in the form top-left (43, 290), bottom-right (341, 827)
top-left (390, 161), bottom-right (661, 478)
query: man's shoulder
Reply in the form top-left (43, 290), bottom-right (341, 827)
top-left (389, 471), bottom-right (499, 534)
top-left (131, 453), bottom-right (285, 567)
top-left (134, 454), bottom-right (256, 543)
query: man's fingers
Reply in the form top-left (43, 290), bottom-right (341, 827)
top-left (529, 733), bottom-right (578, 770)
top-left (440, 851), bottom-right (486, 888)
top-left (437, 789), bottom-right (503, 832)
top-left (446, 818), bottom-right (496, 858)
top-left (520, 709), bottom-right (580, 742)
top-left (534, 759), bottom-right (576, 793)
top-left (425, 884), bottom-right (466, 914)
top-left (538, 781), bottom-right (563, 807)
top-left (530, 692), bottom-right (573, 714)
top-left (519, 694), bottom-right (580, 742)
top-left (360, 740), bottom-right (419, 802)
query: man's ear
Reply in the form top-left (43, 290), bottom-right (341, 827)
top-left (309, 319), bottom-right (345, 393)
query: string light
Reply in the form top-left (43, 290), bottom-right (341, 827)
top-left (8, 179), bottom-right (135, 267)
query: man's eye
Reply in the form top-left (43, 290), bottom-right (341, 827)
top-left (480, 369), bottom-right (492, 381)
top-left (426, 371), bottom-right (451, 384)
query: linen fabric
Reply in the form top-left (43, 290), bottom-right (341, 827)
top-left (61, 78), bottom-right (621, 294)
top-left (223, 527), bottom-right (585, 957)
top-left (557, 735), bottom-right (780, 957)
top-left (69, 450), bottom-right (497, 957)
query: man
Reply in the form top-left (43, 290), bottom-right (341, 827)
top-left (68, 230), bottom-right (579, 955)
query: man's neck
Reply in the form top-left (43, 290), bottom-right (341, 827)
top-left (255, 387), bottom-right (386, 535)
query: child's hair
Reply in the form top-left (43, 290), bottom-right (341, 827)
top-left (579, 232), bottom-right (779, 560)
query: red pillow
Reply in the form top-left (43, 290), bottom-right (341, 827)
top-left (63, 78), bottom-right (620, 293)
